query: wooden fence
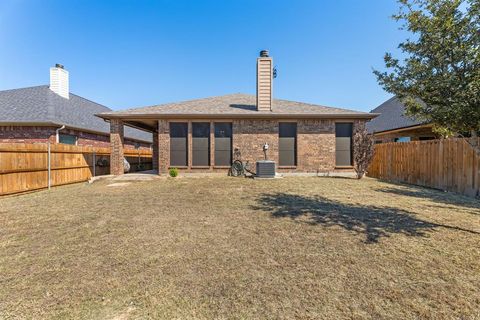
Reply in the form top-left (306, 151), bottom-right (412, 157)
top-left (0, 143), bottom-right (153, 195)
top-left (368, 138), bottom-right (480, 197)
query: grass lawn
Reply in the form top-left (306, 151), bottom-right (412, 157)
top-left (0, 176), bottom-right (479, 319)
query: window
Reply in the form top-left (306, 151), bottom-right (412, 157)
top-left (59, 134), bottom-right (77, 145)
top-left (394, 137), bottom-right (411, 142)
top-left (279, 122), bottom-right (297, 166)
top-left (169, 122), bottom-right (188, 166)
top-left (214, 123), bottom-right (232, 166)
top-left (192, 122), bottom-right (210, 166)
top-left (335, 123), bottom-right (353, 166)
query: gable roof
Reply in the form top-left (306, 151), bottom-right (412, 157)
top-left (97, 93), bottom-right (376, 119)
top-left (0, 85), bottom-right (152, 142)
top-left (366, 96), bottom-right (425, 134)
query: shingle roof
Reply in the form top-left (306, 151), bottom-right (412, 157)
top-left (98, 93), bottom-right (375, 118)
top-left (0, 85), bottom-right (152, 142)
top-left (366, 96), bottom-right (425, 133)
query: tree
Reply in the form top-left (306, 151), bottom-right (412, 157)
top-left (374, 0), bottom-right (480, 141)
top-left (353, 129), bottom-right (375, 179)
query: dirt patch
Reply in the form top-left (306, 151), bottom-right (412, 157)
top-left (107, 182), bottom-right (132, 187)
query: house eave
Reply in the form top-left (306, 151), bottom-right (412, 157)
top-left (0, 121), bottom-right (62, 127)
top-left (96, 112), bottom-right (380, 120)
top-left (372, 123), bottom-right (433, 136)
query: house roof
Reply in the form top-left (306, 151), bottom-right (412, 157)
top-left (97, 93), bottom-right (377, 120)
top-left (0, 85), bottom-right (152, 142)
top-left (366, 96), bottom-right (425, 134)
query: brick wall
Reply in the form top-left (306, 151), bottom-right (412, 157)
top-left (233, 119), bottom-right (279, 167)
top-left (158, 120), bottom-right (170, 174)
top-left (152, 124), bottom-right (159, 171)
top-left (154, 119), bottom-right (367, 174)
top-left (110, 119), bottom-right (124, 175)
top-left (297, 120), bottom-right (336, 172)
top-left (0, 125), bottom-right (151, 149)
top-left (0, 126), bottom-right (56, 143)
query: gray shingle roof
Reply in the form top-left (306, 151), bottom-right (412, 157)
top-left (98, 93), bottom-right (374, 118)
top-left (0, 85), bottom-right (152, 142)
top-left (366, 96), bottom-right (425, 133)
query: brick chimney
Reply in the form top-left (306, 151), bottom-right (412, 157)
top-left (256, 50), bottom-right (273, 111)
top-left (49, 64), bottom-right (69, 99)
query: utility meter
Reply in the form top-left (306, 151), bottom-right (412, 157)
top-left (263, 142), bottom-right (269, 160)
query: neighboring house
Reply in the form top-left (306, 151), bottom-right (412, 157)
top-left (98, 51), bottom-right (377, 175)
top-left (367, 96), bottom-right (437, 143)
top-left (0, 64), bottom-right (152, 149)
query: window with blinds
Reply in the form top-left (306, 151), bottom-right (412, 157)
top-left (192, 122), bottom-right (210, 166)
top-left (279, 122), bottom-right (297, 166)
top-left (214, 123), bottom-right (232, 166)
top-left (170, 122), bottom-right (188, 166)
top-left (335, 123), bottom-right (353, 166)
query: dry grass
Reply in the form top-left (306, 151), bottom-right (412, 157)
top-left (0, 176), bottom-right (479, 319)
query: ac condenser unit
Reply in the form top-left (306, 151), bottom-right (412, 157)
top-left (256, 160), bottom-right (276, 178)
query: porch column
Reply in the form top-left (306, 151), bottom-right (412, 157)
top-left (152, 123), bottom-right (159, 172)
top-left (158, 119), bottom-right (169, 174)
top-left (110, 119), bottom-right (124, 175)
top-left (210, 120), bottom-right (214, 169)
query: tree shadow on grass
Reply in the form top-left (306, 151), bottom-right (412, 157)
top-left (373, 185), bottom-right (480, 215)
top-left (251, 193), bottom-right (479, 244)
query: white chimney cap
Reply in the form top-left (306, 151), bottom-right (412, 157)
top-left (49, 64), bottom-right (69, 99)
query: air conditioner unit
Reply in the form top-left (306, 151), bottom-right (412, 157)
top-left (256, 160), bottom-right (276, 178)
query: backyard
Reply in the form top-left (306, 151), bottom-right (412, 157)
top-left (0, 176), bottom-right (479, 319)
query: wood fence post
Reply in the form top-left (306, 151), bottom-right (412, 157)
top-left (47, 142), bottom-right (51, 190)
top-left (93, 152), bottom-right (96, 177)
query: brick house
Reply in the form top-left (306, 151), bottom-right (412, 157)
top-left (0, 65), bottom-right (152, 149)
top-left (98, 51), bottom-right (377, 175)
top-left (367, 96), bottom-right (438, 143)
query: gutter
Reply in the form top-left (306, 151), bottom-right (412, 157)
top-left (96, 112), bottom-right (380, 120)
top-left (55, 125), bottom-right (66, 143)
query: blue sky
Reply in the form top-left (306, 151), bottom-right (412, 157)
top-left (0, 0), bottom-right (407, 112)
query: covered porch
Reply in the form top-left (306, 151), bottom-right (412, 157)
top-left (107, 118), bottom-right (158, 175)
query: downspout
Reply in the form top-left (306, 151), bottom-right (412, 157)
top-left (55, 125), bottom-right (66, 143)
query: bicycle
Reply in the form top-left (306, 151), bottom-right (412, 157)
top-left (230, 148), bottom-right (255, 177)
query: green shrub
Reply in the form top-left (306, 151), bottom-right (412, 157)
top-left (169, 167), bottom-right (179, 177)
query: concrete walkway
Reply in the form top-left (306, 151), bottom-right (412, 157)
top-left (112, 170), bottom-right (161, 181)
top-left (89, 170), bottom-right (161, 184)
top-left (90, 170), bottom-right (357, 184)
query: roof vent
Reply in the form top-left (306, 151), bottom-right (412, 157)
top-left (259, 50), bottom-right (269, 57)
